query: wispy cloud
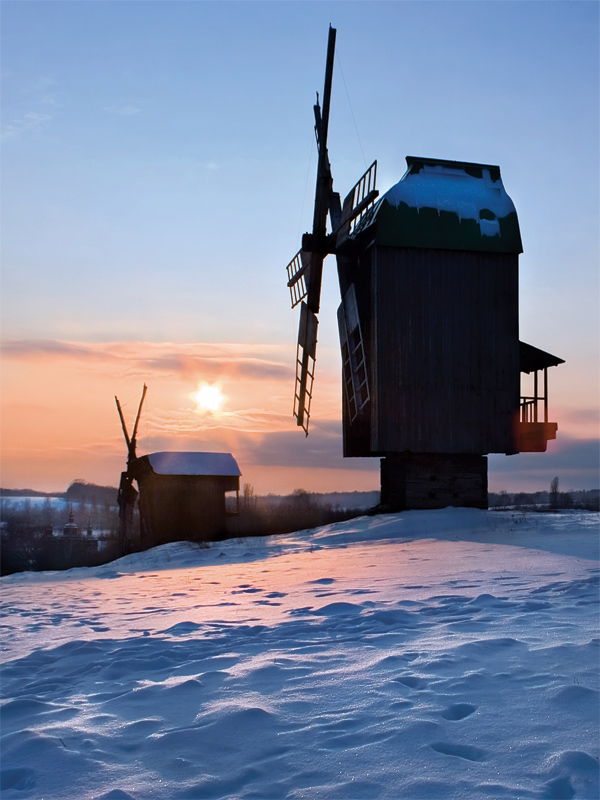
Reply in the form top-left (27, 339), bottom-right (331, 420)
top-left (40, 94), bottom-right (63, 108)
top-left (133, 354), bottom-right (291, 381)
top-left (1, 111), bottom-right (51, 141)
top-left (1, 338), bottom-right (294, 382)
top-left (146, 406), bottom-right (293, 436)
top-left (491, 436), bottom-right (600, 473)
top-left (2, 340), bottom-right (108, 360)
top-left (560, 408), bottom-right (599, 427)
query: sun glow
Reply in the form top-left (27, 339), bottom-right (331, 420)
top-left (194, 383), bottom-right (224, 412)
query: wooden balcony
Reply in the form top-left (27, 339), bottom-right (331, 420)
top-left (518, 420), bottom-right (558, 452)
top-left (517, 342), bottom-right (564, 453)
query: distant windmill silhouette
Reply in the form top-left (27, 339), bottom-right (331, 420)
top-left (115, 384), bottom-right (147, 554)
top-left (284, 27), bottom-right (564, 510)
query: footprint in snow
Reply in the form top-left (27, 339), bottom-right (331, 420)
top-left (394, 675), bottom-right (427, 689)
top-left (430, 741), bottom-right (488, 761)
top-left (441, 702), bottom-right (477, 720)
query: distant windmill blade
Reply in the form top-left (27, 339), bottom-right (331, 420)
top-left (115, 396), bottom-right (131, 448)
top-left (286, 250), bottom-right (310, 308)
top-left (294, 302), bottom-right (318, 434)
top-left (130, 383), bottom-right (147, 447)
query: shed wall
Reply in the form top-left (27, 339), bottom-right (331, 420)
top-left (137, 475), bottom-right (237, 548)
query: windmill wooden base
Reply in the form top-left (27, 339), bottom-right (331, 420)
top-left (380, 453), bottom-right (488, 511)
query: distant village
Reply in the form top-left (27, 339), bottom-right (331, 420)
top-left (1, 478), bottom-right (597, 576)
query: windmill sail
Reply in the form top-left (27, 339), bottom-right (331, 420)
top-left (338, 285), bottom-right (369, 421)
top-left (335, 161), bottom-right (379, 244)
top-left (294, 302), bottom-right (318, 433)
top-left (286, 26), bottom-right (338, 434)
top-left (286, 250), bottom-right (310, 308)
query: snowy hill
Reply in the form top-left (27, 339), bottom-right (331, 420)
top-left (1, 508), bottom-right (598, 799)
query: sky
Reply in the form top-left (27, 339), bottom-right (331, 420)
top-left (1, 0), bottom-right (598, 495)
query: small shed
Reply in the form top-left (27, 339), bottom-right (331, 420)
top-left (130, 451), bottom-right (241, 548)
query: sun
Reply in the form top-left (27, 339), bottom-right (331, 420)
top-left (194, 384), bottom-right (224, 412)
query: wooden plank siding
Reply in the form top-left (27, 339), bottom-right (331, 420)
top-left (370, 246), bottom-right (519, 456)
top-left (380, 453), bottom-right (488, 510)
top-left (136, 474), bottom-right (238, 548)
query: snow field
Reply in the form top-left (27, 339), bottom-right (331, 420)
top-left (1, 509), bottom-right (598, 799)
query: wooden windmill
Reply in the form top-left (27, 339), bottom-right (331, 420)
top-left (115, 384), bottom-right (147, 554)
top-left (284, 27), bottom-right (564, 510)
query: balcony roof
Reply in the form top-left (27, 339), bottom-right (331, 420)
top-left (520, 341), bottom-right (565, 374)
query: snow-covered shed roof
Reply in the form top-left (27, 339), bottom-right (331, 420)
top-left (146, 452), bottom-right (241, 477)
top-left (355, 156), bottom-right (523, 253)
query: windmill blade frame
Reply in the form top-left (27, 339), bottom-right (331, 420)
top-left (335, 160), bottom-right (379, 244)
top-left (286, 250), bottom-right (310, 308)
top-left (285, 26), bottom-right (337, 434)
top-left (294, 302), bottom-right (318, 434)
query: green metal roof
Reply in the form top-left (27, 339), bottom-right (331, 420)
top-left (355, 156), bottom-right (523, 253)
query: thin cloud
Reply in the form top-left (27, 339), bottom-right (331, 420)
top-left (1, 339), bottom-right (293, 381)
top-left (146, 407), bottom-right (293, 436)
top-left (489, 436), bottom-right (600, 490)
top-left (41, 94), bottom-right (62, 108)
top-left (235, 428), bottom-right (375, 473)
top-left (133, 354), bottom-right (292, 381)
top-left (491, 436), bottom-right (599, 473)
top-left (1, 340), bottom-right (108, 360)
top-left (560, 408), bottom-right (600, 427)
top-left (1, 111), bottom-right (51, 141)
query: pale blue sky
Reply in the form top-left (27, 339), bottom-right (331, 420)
top-left (1, 1), bottom-right (598, 492)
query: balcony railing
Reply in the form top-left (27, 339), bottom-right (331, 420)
top-left (518, 368), bottom-right (556, 451)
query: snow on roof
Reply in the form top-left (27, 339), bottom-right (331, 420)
top-left (147, 451), bottom-right (241, 477)
top-left (388, 157), bottom-right (515, 222)
top-left (355, 155), bottom-right (523, 253)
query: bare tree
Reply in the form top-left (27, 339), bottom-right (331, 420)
top-left (242, 483), bottom-right (257, 512)
top-left (550, 476), bottom-right (560, 509)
